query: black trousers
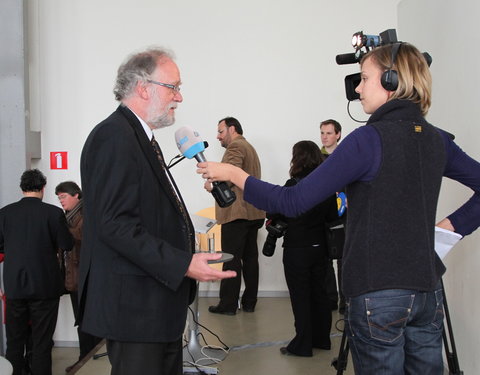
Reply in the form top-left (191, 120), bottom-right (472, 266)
top-left (283, 245), bottom-right (332, 356)
top-left (106, 339), bottom-right (183, 375)
top-left (5, 297), bottom-right (59, 375)
top-left (70, 291), bottom-right (102, 359)
top-left (219, 219), bottom-right (264, 311)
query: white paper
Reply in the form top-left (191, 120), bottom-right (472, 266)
top-left (434, 226), bottom-right (463, 259)
top-left (190, 214), bottom-right (217, 234)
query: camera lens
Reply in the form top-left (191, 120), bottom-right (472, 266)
top-left (262, 235), bottom-right (277, 257)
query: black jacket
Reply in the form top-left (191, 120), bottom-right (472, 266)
top-left (282, 178), bottom-right (338, 248)
top-left (267, 175), bottom-right (338, 249)
top-left (79, 105), bottom-right (196, 342)
top-left (0, 197), bottom-right (73, 298)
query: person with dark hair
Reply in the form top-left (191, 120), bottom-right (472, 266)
top-left (55, 181), bottom-right (101, 372)
top-left (271, 140), bottom-right (338, 357)
top-left (19, 168), bottom-right (47, 192)
top-left (55, 181), bottom-right (82, 200)
top-left (206, 116), bottom-right (265, 315)
top-left (79, 47), bottom-right (235, 375)
top-left (0, 169), bottom-right (73, 375)
top-left (219, 116), bottom-right (243, 136)
top-left (198, 42), bottom-right (480, 374)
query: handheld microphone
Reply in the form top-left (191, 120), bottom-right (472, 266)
top-left (174, 126), bottom-right (236, 208)
top-left (167, 141), bottom-right (209, 169)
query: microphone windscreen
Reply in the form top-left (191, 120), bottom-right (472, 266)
top-left (336, 52), bottom-right (361, 65)
top-left (174, 126), bottom-right (205, 159)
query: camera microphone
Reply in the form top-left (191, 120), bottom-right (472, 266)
top-left (335, 51), bottom-right (364, 65)
top-left (174, 126), bottom-right (236, 208)
top-left (337, 47), bottom-right (431, 67)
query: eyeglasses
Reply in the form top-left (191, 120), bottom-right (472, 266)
top-left (147, 79), bottom-right (181, 93)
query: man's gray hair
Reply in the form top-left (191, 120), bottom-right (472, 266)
top-left (113, 47), bottom-right (174, 101)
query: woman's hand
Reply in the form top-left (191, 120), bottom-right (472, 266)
top-left (197, 162), bottom-right (249, 190)
top-left (436, 217), bottom-right (455, 232)
top-left (204, 180), bottom-right (213, 192)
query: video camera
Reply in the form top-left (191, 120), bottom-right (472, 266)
top-left (336, 29), bottom-right (398, 101)
top-left (262, 218), bottom-right (288, 257)
top-left (336, 29), bottom-right (432, 101)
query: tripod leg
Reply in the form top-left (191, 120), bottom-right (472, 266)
top-left (337, 341), bottom-right (349, 375)
top-left (440, 278), bottom-right (463, 374)
top-left (331, 327), bottom-right (349, 375)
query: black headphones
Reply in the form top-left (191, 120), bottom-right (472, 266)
top-left (381, 43), bottom-right (402, 91)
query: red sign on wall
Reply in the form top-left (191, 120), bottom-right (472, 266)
top-left (50, 151), bottom-right (68, 170)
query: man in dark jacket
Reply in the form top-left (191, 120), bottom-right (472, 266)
top-left (0, 169), bottom-right (73, 375)
top-left (79, 47), bottom-right (235, 375)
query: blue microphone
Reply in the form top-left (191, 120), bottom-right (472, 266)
top-left (175, 126), bottom-right (236, 208)
top-left (175, 127), bottom-right (206, 161)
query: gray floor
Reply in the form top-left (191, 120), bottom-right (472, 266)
top-left (52, 297), bottom-right (353, 375)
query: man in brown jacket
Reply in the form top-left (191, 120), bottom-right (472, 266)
top-left (207, 117), bottom-right (265, 315)
top-left (56, 181), bottom-right (102, 372)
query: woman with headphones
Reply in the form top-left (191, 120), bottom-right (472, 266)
top-left (198, 42), bottom-right (480, 374)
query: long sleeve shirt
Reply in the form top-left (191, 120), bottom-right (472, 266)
top-left (245, 102), bottom-right (480, 237)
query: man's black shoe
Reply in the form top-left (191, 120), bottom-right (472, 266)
top-left (280, 347), bottom-right (294, 356)
top-left (208, 305), bottom-right (236, 315)
top-left (313, 343), bottom-right (331, 350)
top-left (242, 306), bottom-right (255, 312)
top-left (280, 346), bottom-right (312, 357)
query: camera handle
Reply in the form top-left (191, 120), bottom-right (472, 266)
top-left (211, 181), bottom-right (236, 208)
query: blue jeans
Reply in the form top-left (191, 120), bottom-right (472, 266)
top-left (345, 285), bottom-right (444, 375)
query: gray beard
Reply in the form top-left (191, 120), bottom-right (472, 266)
top-left (150, 112), bottom-right (175, 129)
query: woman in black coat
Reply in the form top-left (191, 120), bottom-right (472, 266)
top-left (274, 140), bottom-right (339, 357)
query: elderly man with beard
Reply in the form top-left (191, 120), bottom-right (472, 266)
top-left (79, 47), bottom-right (236, 375)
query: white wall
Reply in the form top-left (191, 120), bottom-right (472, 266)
top-left (26, 2), bottom-right (480, 372)
top-left (26, 0), bottom-right (402, 342)
top-left (399, 1), bottom-right (480, 373)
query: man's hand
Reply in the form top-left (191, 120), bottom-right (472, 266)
top-left (186, 252), bottom-right (236, 282)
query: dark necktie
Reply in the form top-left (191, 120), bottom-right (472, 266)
top-left (151, 135), bottom-right (194, 250)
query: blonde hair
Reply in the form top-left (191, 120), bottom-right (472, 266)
top-left (362, 43), bottom-right (432, 116)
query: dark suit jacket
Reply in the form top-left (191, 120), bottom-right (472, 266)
top-left (79, 105), bottom-right (195, 342)
top-left (0, 197), bottom-right (73, 299)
